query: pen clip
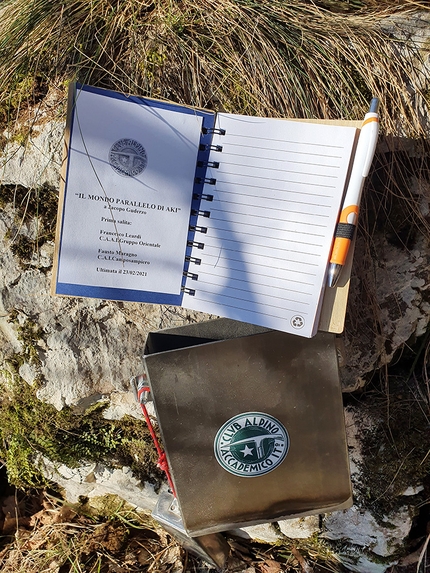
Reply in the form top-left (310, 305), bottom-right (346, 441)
top-left (361, 126), bottom-right (378, 177)
top-left (361, 113), bottom-right (379, 177)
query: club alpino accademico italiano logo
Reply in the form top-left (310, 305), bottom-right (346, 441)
top-left (214, 412), bottom-right (290, 477)
top-left (109, 138), bottom-right (148, 177)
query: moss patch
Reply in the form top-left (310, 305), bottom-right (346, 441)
top-left (1, 182), bottom-right (58, 267)
top-left (276, 533), bottom-right (341, 571)
top-left (0, 373), bottom-right (164, 490)
top-left (0, 74), bottom-right (48, 131)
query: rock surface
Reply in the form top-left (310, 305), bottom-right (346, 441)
top-left (41, 457), bottom-right (162, 510)
top-left (278, 515), bottom-right (320, 539)
top-left (323, 506), bottom-right (412, 557)
top-left (341, 229), bottom-right (430, 391)
top-left (1, 120), bottom-right (64, 188)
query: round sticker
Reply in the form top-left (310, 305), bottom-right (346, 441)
top-left (214, 412), bottom-right (289, 477)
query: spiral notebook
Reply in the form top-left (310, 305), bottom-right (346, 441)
top-left (52, 83), bottom-right (359, 337)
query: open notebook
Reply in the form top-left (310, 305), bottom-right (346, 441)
top-left (52, 84), bottom-right (359, 337)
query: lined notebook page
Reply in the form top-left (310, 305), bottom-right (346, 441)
top-left (182, 114), bottom-right (357, 337)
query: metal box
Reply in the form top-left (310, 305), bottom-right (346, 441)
top-left (143, 319), bottom-right (351, 537)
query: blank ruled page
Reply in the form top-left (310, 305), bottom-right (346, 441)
top-left (182, 114), bottom-right (357, 337)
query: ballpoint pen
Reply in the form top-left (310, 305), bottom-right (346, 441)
top-left (327, 98), bottom-right (380, 288)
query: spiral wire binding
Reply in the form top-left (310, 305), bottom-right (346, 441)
top-left (197, 160), bottom-right (220, 169)
top-left (191, 209), bottom-right (211, 218)
top-left (183, 270), bottom-right (199, 280)
top-left (195, 177), bottom-right (217, 185)
top-left (189, 224), bottom-right (208, 234)
top-left (185, 255), bottom-right (202, 265)
top-left (193, 193), bottom-right (213, 202)
top-left (187, 240), bottom-right (204, 250)
top-left (201, 127), bottom-right (226, 135)
top-left (183, 123), bottom-right (226, 297)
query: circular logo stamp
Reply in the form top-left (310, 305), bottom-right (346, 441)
top-left (109, 138), bottom-right (148, 177)
top-left (290, 315), bottom-right (305, 329)
top-left (214, 412), bottom-right (289, 477)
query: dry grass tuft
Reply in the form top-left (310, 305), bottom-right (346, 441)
top-left (0, 490), bottom-right (188, 573)
top-left (0, 0), bottom-right (429, 136)
top-left (0, 488), bottom-right (346, 573)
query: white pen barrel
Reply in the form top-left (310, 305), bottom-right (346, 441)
top-left (341, 111), bottom-right (379, 223)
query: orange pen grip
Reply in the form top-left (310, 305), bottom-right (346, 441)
top-left (330, 237), bottom-right (351, 265)
top-left (330, 205), bottom-right (359, 265)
